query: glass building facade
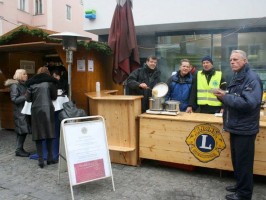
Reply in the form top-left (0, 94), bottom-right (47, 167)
top-left (156, 28), bottom-right (266, 90)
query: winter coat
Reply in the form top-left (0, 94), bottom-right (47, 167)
top-left (25, 73), bottom-right (58, 140)
top-left (4, 79), bottom-right (31, 135)
top-left (127, 64), bottom-right (161, 112)
top-left (165, 71), bottom-right (192, 112)
top-left (222, 64), bottom-right (263, 135)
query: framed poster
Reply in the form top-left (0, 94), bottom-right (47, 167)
top-left (77, 59), bottom-right (86, 72)
top-left (20, 60), bottom-right (35, 74)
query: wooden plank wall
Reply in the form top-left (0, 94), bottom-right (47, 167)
top-left (56, 46), bottom-right (123, 113)
top-left (139, 115), bottom-right (266, 176)
top-left (0, 45), bottom-right (123, 129)
top-left (0, 52), bottom-right (45, 129)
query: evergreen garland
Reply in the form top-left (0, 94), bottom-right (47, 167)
top-left (0, 26), bottom-right (112, 56)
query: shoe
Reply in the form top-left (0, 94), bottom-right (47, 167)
top-left (38, 158), bottom-right (44, 168)
top-left (226, 185), bottom-right (237, 192)
top-left (15, 149), bottom-right (30, 157)
top-left (225, 193), bottom-right (250, 200)
top-left (21, 149), bottom-right (30, 156)
top-left (47, 160), bottom-right (58, 165)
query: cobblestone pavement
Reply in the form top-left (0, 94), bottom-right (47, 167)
top-left (0, 129), bottom-right (266, 200)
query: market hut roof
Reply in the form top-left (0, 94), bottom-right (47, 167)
top-left (0, 25), bottom-right (112, 55)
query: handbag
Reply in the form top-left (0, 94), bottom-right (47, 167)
top-left (58, 101), bottom-right (87, 121)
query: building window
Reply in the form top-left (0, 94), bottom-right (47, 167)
top-left (35, 0), bottom-right (42, 15)
top-left (157, 34), bottom-right (217, 82)
top-left (156, 30), bottom-right (266, 89)
top-left (66, 5), bottom-right (71, 20)
top-left (18, 0), bottom-right (28, 12)
top-left (20, 0), bottom-right (25, 11)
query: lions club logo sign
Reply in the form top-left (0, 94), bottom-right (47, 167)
top-left (186, 124), bottom-right (226, 163)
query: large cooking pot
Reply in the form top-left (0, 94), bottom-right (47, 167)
top-left (152, 82), bottom-right (168, 98)
top-left (149, 97), bottom-right (165, 111)
top-left (165, 100), bottom-right (180, 112)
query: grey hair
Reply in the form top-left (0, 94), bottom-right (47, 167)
top-left (231, 50), bottom-right (247, 60)
top-left (13, 69), bottom-right (27, 80)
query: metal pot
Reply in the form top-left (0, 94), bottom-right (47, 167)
top-left (149, 97), bottom-right (165, 111)
top-left (165, 100), bottom-right (180, 112)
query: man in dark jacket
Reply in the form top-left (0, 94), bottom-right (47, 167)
top-left (214, 50), bottom-right (263, 200)
top-left (127, 56), bottom-right (161, 113)
top-left (187, 56), bottom-right (226, 114)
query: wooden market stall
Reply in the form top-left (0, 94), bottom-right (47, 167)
top-left (0, 25), bottom-right (123, 129)
top-left (86, 91), bottom-right (143, 166)
top-left (139, 112), bottom-right (266, 176)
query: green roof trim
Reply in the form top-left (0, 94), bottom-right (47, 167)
top-left (0, 26), bottom-right (112, 56)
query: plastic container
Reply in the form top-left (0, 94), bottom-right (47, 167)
top-left (96, 82), bottom-right (100, 92)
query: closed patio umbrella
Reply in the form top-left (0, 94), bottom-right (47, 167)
top-left (108, 0), bottom-right (140, 84)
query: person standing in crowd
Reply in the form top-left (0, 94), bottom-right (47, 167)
top-left (186, 56), bottom-right (226, 114)
top-left (127, 55), bottom-right (161, 113)
top-left (47, 61), bottom-right (68, 95)
top-left (51, 69), bottom-right (68, 96)
top-left (214, 50), bottom-right (262, 200)
top-left (4, 69), bottom-right (31, 157)
top-left (190, 65), bottom-right (197, 75)
top-left (165, 59), bottom-right (193, 112)
top-left (25, 67), bottom-right (58, 168)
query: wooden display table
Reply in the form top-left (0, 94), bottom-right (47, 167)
top-left (139, 112), bottom-right (266, 176)
top-left (85, 91), bottom-right (143, 166)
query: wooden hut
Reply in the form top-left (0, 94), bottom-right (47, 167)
top-left (0, 25), bottom-right (122, 129)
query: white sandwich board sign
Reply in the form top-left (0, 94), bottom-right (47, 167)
top-left (58, 116), bottom-right (115, 200)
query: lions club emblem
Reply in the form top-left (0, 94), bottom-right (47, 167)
top-left (186, 124), bottom-right (226, 163)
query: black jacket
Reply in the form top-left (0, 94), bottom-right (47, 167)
top-left (222, 64), bottom-right (263, 135)
top-left (127, 64), bottom-right (161, 112)
top-left (4, 79), bottom-right (31, 135)
top-left (26, 73), bottom-right (58, 140)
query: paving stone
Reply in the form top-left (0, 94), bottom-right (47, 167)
top-left (1, 129), bottom-right (266, 200)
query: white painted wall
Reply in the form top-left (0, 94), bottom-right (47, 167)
top-left (84, 0), bottom-right (266, 34)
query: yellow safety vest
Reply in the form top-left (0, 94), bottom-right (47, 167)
top-left (197, 71), bottom-right (222, 106)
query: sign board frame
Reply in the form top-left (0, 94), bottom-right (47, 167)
top-left (58, 116), bottom-right (115, 200)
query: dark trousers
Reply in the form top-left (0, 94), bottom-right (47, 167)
top-left (230, 133), bottom-right (256, 199)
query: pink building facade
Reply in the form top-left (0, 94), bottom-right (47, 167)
top-left (0, 0), bottom-right (97, 40)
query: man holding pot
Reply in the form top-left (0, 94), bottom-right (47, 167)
top-left (127, 55), bottom-right (161, 113)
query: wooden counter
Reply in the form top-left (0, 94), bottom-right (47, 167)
top-left (139, 112), bottom-right (266, 176)
top-left (0, 88), bottom-right (15, 129)
top-left (86, 91), bottom-right (143, 166)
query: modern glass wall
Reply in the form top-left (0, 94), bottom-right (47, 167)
top-left (156, 30), bottom-right (266, 90)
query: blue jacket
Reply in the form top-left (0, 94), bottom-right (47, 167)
top-left (222, 64), bottom-right (263, 135)
top-left (165, 71), bottom-right (192, 111)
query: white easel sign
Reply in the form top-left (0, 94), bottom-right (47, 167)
top-left (59, 116), bottom-right (115, 200)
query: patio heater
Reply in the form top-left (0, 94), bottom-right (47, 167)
top-left (48, 32), bottom-right (91, 100)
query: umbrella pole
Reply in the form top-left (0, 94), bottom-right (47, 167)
top-left (66, 50), bottom-right (73, 101)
